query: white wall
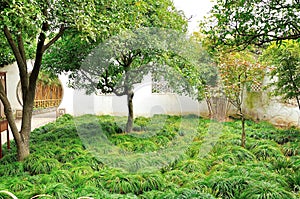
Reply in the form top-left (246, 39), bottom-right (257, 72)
top-left (65, 74), bottom-right (202, 117)
top-left (0, 61), bottom-right (35, 112)
top-left (2, 61), bottom-right (299, 127)
top-left (243, 75), bottom-right (300, 127)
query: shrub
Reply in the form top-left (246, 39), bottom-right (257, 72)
top-left (45, 183), bottom-right (74, 199)
top-left (163, 170), bottom-right (188, 186)
top-left (134, 117), bottom-right (150, 131)
top-left (240, 181), bottom-right (296, 199)
top-left (286, 170), bottom-right (300, 192)
top-left (282, 142), bottom-right (299, 156)
top-left (49, 169), bottom-right (72, 183)
top-left (206, 172), bottom-right (250, 199)
top-left (141, 173), bottom-right (166, 192)
top-left (0, 162), bottom-right (24, 176)
top-left (24, 155), bottom-right (61, 175)
top-left (8, 178), bottom-right (34, 192)
top-left (251, 144), bottom-right (284, 160)
top-left (175, 159), bottom-right (206, 173)
top-left (103, 173), bottom-right (143, 194)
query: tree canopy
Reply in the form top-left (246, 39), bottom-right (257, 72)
top-left (261, 40), bottom-right (300, 110)
top-left (201, 0), bottom-right (300, 50)
top-left (42, 0), bottom-right (190, 133)
top-left (42, 0), bottom-right (187, 74)
top-left (0, 0), bottom-right (133, 160)
top-left (218, 51), bottom-right (265, 147)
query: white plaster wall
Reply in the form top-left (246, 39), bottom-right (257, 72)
top-left (243, 75), bottom-right (300, 127)
top-left (68, 74), bottom-right (202, 117)
top-left (0, 61), bottom-right (34, 113)
top-left (58, 74), bottom-right (74, 115)
top-left (2, 61), bottom-right (299, 127)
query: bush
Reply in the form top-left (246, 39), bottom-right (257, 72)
top-left (251, 144), bottom-right (284, 160)
top-left (24, 155), bottom-right (61, 175)
top-left (175, 159), bottom-right (206, 173)
top-left (240, 181), bottom-right (296, 199)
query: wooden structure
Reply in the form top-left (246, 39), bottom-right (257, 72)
top-left (34, 81), bottom-right (63, 108)
top-left (17, 77), bottom-right (63, 109)
top-left (0, 72), bottom-right (10, 159)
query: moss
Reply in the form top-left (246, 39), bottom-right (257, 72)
top-left (245, 91), bottom-right (262, 109)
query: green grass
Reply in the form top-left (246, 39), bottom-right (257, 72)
top-left (0, 114), bottom-right (299, 198)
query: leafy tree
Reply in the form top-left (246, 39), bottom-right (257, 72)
top-left (0, 0), bottom-right (124, 161)
top-left (201, 0), bottom-right (300, 50)
top-left (43, 0), bottom-right (190, 133)
top-left (69, 28), bottom-right (200, 133)
top-left (261, 40), bottom-right (300, 110)
top-left (218, 51), bottom-right (265, 147)
top-left (191, 32), bottom-right (228, 121)
top-left (42, 0), bottom-right (187, 74)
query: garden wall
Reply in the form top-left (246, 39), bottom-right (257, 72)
top-left (1, 62), bottom-right (299, 127)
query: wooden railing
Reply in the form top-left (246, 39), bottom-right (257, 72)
top-left (34, 99), bottom-right (61, 108)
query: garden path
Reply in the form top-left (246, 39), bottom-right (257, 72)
top-left (1, 111), bottom-right (57, 145)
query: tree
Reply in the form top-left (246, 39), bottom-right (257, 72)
top-left (218, 51), bottom-right (265, 147)
top-left (43, 0), bottom-right (190, 133)
top-left (68, 28), bottom-right (200, 133)
top-left (0, 0), bottom-right (125, 161)
top-left (42, 0), bottom-right (187, 74)
top-left (261, 40), bottom-right (300, 110)
top-left (201, 0), bottom-right (300, 50)
top-left (191, 32), bottom-right (229, 121)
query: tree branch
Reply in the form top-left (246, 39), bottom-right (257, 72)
top-left (17, 30), bottom-right (27, 64)
top-left (3, 26), bottom-right (29, 100)
top-left (0, 78), bottom-right (21, 143)
top-left (43, 25), bottom-right (66, 52)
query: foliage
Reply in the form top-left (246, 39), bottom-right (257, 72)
top-left (219, 51), bottom-right (265, 108)
top-left (0, 0), bottom-right (125, 161)
top-left (0, 114), bottom-right (299, 198)
top-left (261, 40), bottom-right (300, 110)
top-left (201, 0), bottom-right (300, 50)
top-left (218, 51), bottom-right (265, 147)
top-left (42, 0), bottom-right (187, 74)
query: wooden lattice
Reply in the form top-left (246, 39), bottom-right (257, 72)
top-left (152, 79), bottom-right (173, 94)
top-left (250, 83), bottom-right (262, 92)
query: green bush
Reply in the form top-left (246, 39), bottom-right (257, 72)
top-left (175, 159), bottom-right (206, 173)
top-left (251, 144), bottom-right (284, 160)
top-left (24, 155), bottom-right (61, 175)
top-left (240, 181), bottom-right (296, 199)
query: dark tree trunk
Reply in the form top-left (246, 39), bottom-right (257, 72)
top-left (241, 114), bottom-right (246, 148)
top-left (125, 91), bottom-right (134, 133)
top-left (2, 19), bottom-right (65, 161)
top-left (296, 96), bottom-right (300, 111)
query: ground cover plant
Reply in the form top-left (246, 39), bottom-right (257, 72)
top-left (0, 114), bottom-right (299, 198)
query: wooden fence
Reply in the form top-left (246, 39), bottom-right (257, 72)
top-left (34, 83), bottom-right (63, 109)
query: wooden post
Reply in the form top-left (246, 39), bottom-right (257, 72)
top-left (7, 127), bottom-right (9, 150)
top-left (0, 134), bottom-right (2, 158)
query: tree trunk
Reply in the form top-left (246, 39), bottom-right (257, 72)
top-left (241, 115), bottom-right (246, 148)
top-left (295, 96), bottom-right (300, 111)
top-left (17, 139), bottom-right (30, 161)
top-left (125, 91), bottom-right (134, 133)
top-left (17, 99), bottom-right (34, 160)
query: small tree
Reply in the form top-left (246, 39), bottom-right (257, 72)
top-left (219, 51), bottom-right (265, 147)
top-left (191, 32), bottom-right (229, 121)
top-left (70, 28), bottom-right (199, 133)
top-left (261, 40), bottom-right (300, 110)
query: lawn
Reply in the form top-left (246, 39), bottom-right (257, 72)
top-left (0, 114), bottom-right (299, 199)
